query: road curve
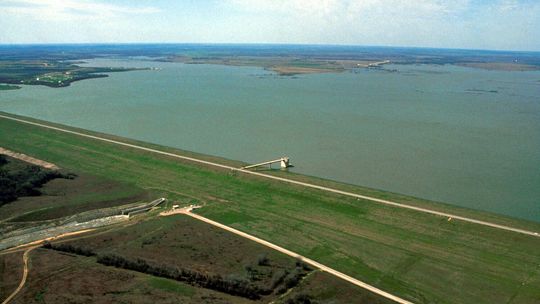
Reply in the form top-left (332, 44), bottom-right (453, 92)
top-left (182, 210), bottom-right (412, 304)
top-left (1, 114), bottom-right (538, 238)
top-left (1, 246), bottom-right (36, 304)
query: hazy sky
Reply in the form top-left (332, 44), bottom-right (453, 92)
top-left (0, 0), bottom-right (539, 51)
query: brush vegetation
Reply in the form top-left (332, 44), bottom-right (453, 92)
top-left (0, 155), bottom-right (74, 206)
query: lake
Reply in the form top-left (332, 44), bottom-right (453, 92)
top-left (1, 58), bottom-right (539, 222)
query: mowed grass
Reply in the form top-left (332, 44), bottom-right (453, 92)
top-left (1, 113), bottom-right (540, 304)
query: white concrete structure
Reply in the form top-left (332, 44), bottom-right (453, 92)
top-left (241, 157), bottom-right (291, 170)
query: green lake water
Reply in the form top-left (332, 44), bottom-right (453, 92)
top-left (1, 58), bottom-right (539, 222)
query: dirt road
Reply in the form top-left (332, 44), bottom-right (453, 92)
top-left (1, 114), bottom-right (537, 238)
top-left (0, 229), bottom-right (97, 256)
top-left (0, 228), bottom-right (109, 303)
top-left (1, 246), bottom-right (36, 304)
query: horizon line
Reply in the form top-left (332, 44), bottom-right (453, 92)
top-left (0, 42), bottom-right (539, 54)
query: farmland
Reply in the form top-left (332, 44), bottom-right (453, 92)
top-left (1, 112), bottom-right (539, 303)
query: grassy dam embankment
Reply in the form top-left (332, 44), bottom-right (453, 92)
top-left (1, 112), bottom-right (539, 304)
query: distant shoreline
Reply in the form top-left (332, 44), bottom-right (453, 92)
top-left (1, 44), bottom-right (539, 86)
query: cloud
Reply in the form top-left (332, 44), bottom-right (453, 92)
top-left (223, 0), bottom-right (472, 38)
top-left (222, 0), bottom-right (473, 45)
top-left (227, 0), bottom-right (344, 16)
top-left (223, 0), bottom-right (540, 50)
top-left (226, 0), bottom-right (470, 18)
top-left (0, 0), bottom-right (160, 22)
top-left (0, 0), bottom-right (538, 50)
top-left (496, 0), bottom-right (520, 12)
top-left (348, 0), bottom-right (470, 18)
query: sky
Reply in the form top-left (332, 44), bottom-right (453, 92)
top-left (0, 0), bottom-right (539, 51)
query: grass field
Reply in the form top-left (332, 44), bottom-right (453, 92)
top-left (1, 112), bottom-right (539, 303)
top-left (8, 215), bottom-right (388, 303)
top-left (0, 157), bottom-right (148, 224)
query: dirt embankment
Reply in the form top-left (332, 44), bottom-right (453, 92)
top-left (0, 148), bottom-right (59, 170)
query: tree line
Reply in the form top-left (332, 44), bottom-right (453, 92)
top-left (97, 253), bottom-right (267, 300)
top-left (42, 241), bottom-right (96, 257)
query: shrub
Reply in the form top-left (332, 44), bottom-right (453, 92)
top-left (270, 269), bottom-right (289, 289)
top-left (295, 259), bottom-right (312, 271)
top-left (286, 293), bottom-right (316, 304)
top-left (284, 267), bottom-right (307, 289)
top-left (257, 253), bottom-right (270, 266)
